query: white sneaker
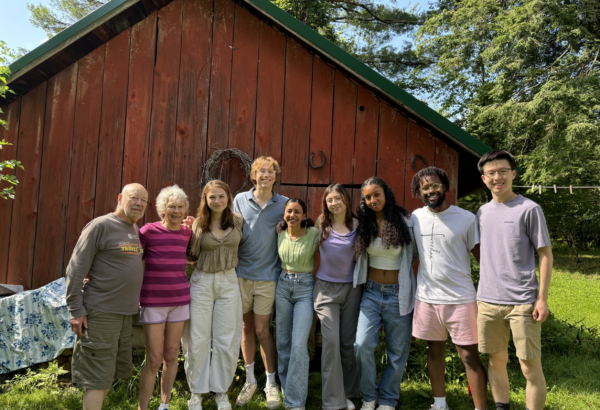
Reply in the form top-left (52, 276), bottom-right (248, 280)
top-left (264, 383), bottom-right (283, 409)
top-left (346, 399), bottom-right (356, 410)
top-left (188, 394), bottom-right (202, 410)
top-left (360, 400), bottom-right (377, 410)
top-left (429, 404), bottom-right (449, 410)
top-left (236, 381), bottom-right (258, 406)
top-left (285, 407), bottom-right (305, 410)
top-left (376, 405), bottom-right (395, 410)
top-left (215, 393), bottom-right (232, 410)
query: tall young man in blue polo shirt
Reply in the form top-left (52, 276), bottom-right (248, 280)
top-left (477, 150), bottom-right (553, 410)
top-left (234, 156), bottom-right (287, 409)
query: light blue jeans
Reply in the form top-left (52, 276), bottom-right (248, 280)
top-left (276, 271), bottom-right (315, 408)
top-left (354, 280), bottom-right (413, 407)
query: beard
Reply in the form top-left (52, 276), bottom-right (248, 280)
top-left (422, 190), bottom-right (446, 209)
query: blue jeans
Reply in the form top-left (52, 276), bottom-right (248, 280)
top-left (276, 271), bottom-right (315, 408)
top-left (354, 280), bottom-right (413, 407)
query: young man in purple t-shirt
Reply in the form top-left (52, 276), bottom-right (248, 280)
top-left (476, 150), bottom-right (553, 410)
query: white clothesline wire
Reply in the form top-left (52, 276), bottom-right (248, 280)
top-left (513, 185), bottom-right (600, 194)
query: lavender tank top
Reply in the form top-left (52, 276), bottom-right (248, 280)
top-left (316, 228), bottom-right (357, 283)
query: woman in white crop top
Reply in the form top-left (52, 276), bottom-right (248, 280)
top-left (352, 177), bottom-right (416, 410)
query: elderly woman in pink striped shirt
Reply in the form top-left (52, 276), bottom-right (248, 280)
top-left (137, 185), bottom-right (192, 410)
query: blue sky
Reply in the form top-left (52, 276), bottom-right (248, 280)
top-left (1, 0), bottom-right (53, 54)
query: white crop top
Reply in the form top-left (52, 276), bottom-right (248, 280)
top-left (366, 238), bottom-right (402, 270)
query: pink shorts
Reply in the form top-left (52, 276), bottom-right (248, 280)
top-left (139, 305), bottom-right (190, 324)
top-left (412, 299), bottom-right (478, 345)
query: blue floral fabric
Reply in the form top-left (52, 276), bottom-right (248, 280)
top-left (0, 278), bottom-right (75, 374)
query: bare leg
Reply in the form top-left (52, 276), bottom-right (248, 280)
top-left (83, 388), bottom-right (110, 410)
top-left (427, 340), bottom-right (447, 398)
top-left (254, 313), bottom-right (277, 374)
top-left (161, 321), bottom-right (186, 404)
top-left (487, 351), bottom-right (510, 403)
top-left (241, 312), bottom-right (257, 366)
top-left (520, 357), bottom-right (546, 410)
top-left (456, 344), bottom-right (487, 410)
top-left (138, 323), bottom-right (167, 410)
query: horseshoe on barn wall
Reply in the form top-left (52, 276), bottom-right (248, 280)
top-left (309, 151), bottom-right (326, 169)
top-left (411, 155), bottom-right (427, 171)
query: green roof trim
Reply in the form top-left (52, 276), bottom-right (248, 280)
top-left (9, 0), bottom-right (133, 76)
top-left (245, 0), bottom-right (491, 157)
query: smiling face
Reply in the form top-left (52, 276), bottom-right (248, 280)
top-left (325, 190), bottom-right (347, 217)
top-left (481, 159), bottom-right (517, 198)
top-left (254, 162), bottom-right (276, 190)
top-left (117, 184), bottom-right (148, 223)
top-left (206, 187), bottom-right (228, 213)
top-left (284, 202), bottom-right (305, 228)
top-left (362, 184), bottom-right (386, 214)
top-left (419, 174), bottom-right (446, 209)
top-left (164, 197), bottom-right (186, 226)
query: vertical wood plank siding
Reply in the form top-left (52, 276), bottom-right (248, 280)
top-left (31, 63), bottom-right (78, 289)
top-left (0, 98), bottom-right (21, 282)
top-left (0, 0), bottom-right (460, 287)
top-left (6, 82), bottom-right (47, 289)
top-left (228, 5), bottom-right (259, 194)
top-left (307, 57), bottom-right (334, 185)
top-left (64, 47), bottom-right (105, 268)
top-left (94, 29), bottom-right (132, 218)
top-left (146, 0), bottom-right (184, 222)
top-left (175, 0), bottom-right (212, 215)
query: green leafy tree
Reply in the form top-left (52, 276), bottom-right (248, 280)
top-left (0, 41), bottom-right (23, 200)
top-left (414, 0), bottom-right (600, 187)
top-left (27, 0), bottom-right (107, 37)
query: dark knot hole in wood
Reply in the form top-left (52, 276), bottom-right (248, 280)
top-left (309, 151), bottom-right (326, 169)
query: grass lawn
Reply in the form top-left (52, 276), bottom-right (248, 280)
top-left (1, 248), bottom-right (599, 409)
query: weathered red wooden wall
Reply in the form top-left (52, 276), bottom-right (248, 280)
top-left (0, 0), bottom-right (459, 289)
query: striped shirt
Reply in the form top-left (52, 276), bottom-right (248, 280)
top-left (139, 222), bottom-right (192, 307)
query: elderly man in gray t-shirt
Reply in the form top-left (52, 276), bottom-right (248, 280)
top-left (66, 183), bottom-right (148, 410)
top-left (476, 151), bottom-right (553, 410)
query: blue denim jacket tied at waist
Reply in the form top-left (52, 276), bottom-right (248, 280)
top-left (353, 216), bottom-right (416, 316)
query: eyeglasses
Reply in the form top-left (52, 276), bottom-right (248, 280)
top-left (257, 169), bottom-right (276, 175)
top-left (420, 183), bottom-right (443, 193)
top-left (483, 168), bottom-right (512, 178)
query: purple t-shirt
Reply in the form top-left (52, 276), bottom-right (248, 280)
top-left (316, 228), bottom-right (357, 283)
top-left (139, 222), bottom-right (192, 307)
top-left (477, 195), bottom-right (551, 305)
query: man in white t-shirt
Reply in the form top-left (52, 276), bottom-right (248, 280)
top-left (410, 167), bottom-right (487, 410)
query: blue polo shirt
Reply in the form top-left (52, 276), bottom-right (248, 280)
top-left (233, 188), bottom-right (288, 281)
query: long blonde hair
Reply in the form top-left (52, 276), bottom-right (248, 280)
top-left (189, 180), bottom-right (235, 258)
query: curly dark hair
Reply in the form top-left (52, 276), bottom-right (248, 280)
top-left (353, 177), bottom-right (412, 259)
top-left (410, 166), bottom-right (450, 198)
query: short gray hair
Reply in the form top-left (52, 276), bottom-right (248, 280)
top-left (155, 184), bottom-right (189, 220)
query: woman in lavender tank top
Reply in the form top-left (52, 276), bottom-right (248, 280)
top-left (314, 184), bottom-right (362, 410)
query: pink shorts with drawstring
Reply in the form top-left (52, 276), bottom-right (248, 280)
top-left (412, 299), bottom-right (478, 345)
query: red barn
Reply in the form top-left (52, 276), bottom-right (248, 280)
top-left (0, 0), bottom-right (490, 290)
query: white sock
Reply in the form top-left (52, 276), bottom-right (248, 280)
top-left (434, 397), bottom-right (447, 409)
top-left (266, 371), bottom-right (277, 386)
top-left (158, 404), bottom-right (169, 410)
top-left (245, 362), bottom-right (256, 384)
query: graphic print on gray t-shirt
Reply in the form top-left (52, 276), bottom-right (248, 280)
top-left (411, 206), bottom-right (479, 304)
top-left (476, 195), bottom-right (551, 305)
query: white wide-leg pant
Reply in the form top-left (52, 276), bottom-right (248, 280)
top-left (182, 268), bottom-right (243, 394)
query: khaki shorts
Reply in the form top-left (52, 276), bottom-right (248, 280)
top-left (72, 309), bottom-right (133, 390)
top-left (238, 277), bottom-right (277, 315)
top-left (477, 301), bottom-right (541, 360)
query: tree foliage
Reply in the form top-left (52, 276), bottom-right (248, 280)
top-left (0, 41), bottom-right (23, 200)
top-left (27, 0), bottom-right (107, 37)
top-left (414, 0), bottom-right (600, 186)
